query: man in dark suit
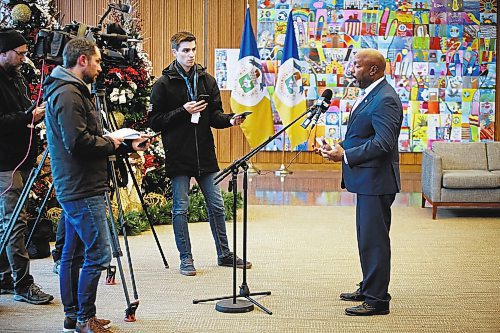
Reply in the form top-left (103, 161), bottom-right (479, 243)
top-left (316, 49), bottom-right (403, 316)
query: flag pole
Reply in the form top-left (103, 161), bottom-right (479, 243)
top-left (245, 0), bottom-right (259, 175)
top-left (275, 132), bottom-right (292, 176)
top-left (274, 14), bottom-right (292, 177)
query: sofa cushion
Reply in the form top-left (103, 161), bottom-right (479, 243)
top-left (486, 142), bottom-right (500, 171)
top-left (441, 188), bottom-right (500, 203)
top-left (442, 170), bottom-right (500, 189)
top-left (432, 142), bottom-right (487, 170)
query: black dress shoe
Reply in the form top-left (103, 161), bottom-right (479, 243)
top-left (345, 302), bottom-right (390, 316)
top-left (340, 288), bottom-right (365, 301)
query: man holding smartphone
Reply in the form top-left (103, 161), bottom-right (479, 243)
top-left (149, 31), bottom-right (250, 276)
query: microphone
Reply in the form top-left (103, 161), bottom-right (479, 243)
top-left (301, 89), bottom-right (333, 129)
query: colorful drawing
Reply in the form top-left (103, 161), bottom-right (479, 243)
top-left (251, 0), bottom-right (496, 151)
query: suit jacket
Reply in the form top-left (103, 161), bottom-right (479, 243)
top-left (340, 79), bottom-right (403, 195)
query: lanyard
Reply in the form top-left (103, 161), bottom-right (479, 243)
top-left (179, 69), bottom-right (198, 101)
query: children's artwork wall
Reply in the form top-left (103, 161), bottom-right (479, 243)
top-left (254, 0), bottom-right (496, 152)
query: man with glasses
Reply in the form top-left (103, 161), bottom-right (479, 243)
top-left (0, 28), bottom-right (53, 304)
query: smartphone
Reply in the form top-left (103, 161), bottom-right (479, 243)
top-left (197, 94), bottom-right (210, 103)
top-left (236, 111), bottom-right (252, 118)
top-left (138, 132), bottom-right (161, 148)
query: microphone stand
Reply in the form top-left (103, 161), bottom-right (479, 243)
top-left (193, 106), bottom-right (313, 314)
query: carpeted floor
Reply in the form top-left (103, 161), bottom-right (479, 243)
top-left (0, 205), bottom-right (499, 332)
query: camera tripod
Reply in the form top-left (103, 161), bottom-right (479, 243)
top-left (0, 88), bottom-right (170, 322)
top-left (93, 87), bottom-right (171, 321)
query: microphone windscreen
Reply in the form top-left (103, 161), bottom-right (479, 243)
top-left (321, 89), bottom-right (333, 101)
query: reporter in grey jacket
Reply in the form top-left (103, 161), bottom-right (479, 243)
top-left (44, 38), bottom-right (150, 333)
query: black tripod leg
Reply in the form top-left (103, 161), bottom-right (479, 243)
top-left (0, 150), bottom-right (48, 255)
top-left (0, 169), bottom-right (33, 251)
top-left (109, 160), bottom-right (140, 317)
top-left (123, 157), bottom-right (169, 268)
top-left (193, 291), bottom-right (271, 305)
top-left (105, 192), bottom-right (136, 321)
top-left (245, 296), bottom-right (272, 315)
top-left (193, 294), bottom-right (235, 304)
top-left (26, 183), bottom-right (54, 247)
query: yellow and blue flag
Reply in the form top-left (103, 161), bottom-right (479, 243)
top-left (272, 10), bottom-right (308, 149)
top-left (230, 7), bottom-right (274, 148)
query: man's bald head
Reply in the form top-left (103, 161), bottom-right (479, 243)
top-left (356, 49), bottom-right (386, 73)
top-left (351, 49), bottom-right (386, 88)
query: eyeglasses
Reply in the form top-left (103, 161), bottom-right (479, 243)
top-left (12, 49), bottom-right (28, 57)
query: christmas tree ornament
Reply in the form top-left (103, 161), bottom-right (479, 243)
top-left (11, 3), bottom-right (31, 23)
top-left (112, 111), bottom-right (125, 128)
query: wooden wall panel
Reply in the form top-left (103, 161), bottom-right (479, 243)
top-left (55, 0), bottom-right (499, 172)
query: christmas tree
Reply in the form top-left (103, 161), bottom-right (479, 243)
top-left (1, 1), bottom-right (237, 233)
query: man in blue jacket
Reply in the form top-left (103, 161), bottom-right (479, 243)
top-left (316, 49), bottom-right (403, 316)
top-left (44, 37), bottom-right (150, 333)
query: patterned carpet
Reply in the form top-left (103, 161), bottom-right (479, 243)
top-left (0, 205), bottom-right (499, 332)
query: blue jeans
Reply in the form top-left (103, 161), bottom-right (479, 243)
top-left (59, 195), bottom-right (111, 322)
top-left (171, 173), bottom-right (230, 260)
top-left (0, 170), bottom-right (34, 292)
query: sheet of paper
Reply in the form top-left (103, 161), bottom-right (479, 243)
top-left (107, 128), bottom-right (141, 139)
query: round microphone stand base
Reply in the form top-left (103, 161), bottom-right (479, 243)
top-left (246, 161), bottom-right (260, 174)
top-left (275, 163), bottom-right (293, 176)
top-left (216, 299), bottom-right (254, 313)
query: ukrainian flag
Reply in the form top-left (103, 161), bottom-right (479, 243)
top-left (272, 10), bottom-right (308, 149)
top-left (230, 7), bottom-right (274, 148)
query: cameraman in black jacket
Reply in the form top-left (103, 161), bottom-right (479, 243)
top-left (0, 28), bottom-right (53, 305)
top-left (149, 31), bottom-right (250, 276)
top-left (44, 37), bottom-right (150, 333)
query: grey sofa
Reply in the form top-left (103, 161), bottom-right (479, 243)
top-left (421, 142), bottom-right (500, 219)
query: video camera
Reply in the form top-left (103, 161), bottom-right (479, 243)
top-left (34, 1), bottom-right (140, 66)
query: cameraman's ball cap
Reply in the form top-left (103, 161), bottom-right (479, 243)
top-left (0, 28), bottom-right (28, 53)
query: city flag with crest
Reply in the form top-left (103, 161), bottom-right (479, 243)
top-left (230, 7), bottom-right (274, 148)
top-left (272, 10), bottom-right (308, 150)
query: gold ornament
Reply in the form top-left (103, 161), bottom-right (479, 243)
top-left (144, 193), bottom-right (167, 207)
top-left (46, 207), bottom-right (62, 220)
top-left (112, 111), bottom-right (125, 128)
top-left (11, 4), bottom-right (32, 23)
